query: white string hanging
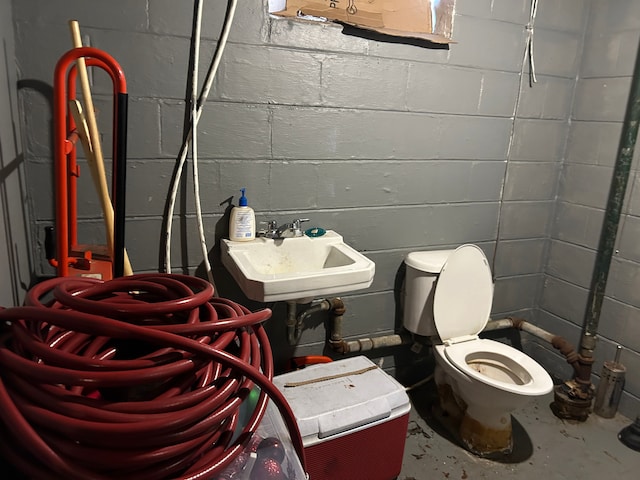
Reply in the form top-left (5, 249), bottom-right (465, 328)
top-left (493, 0), bottom-right (540, 274)
top-left (525, 0), bottom-right (539, 87)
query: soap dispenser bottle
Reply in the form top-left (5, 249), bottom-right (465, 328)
top-left (229, 188), bottom-right (256, 241)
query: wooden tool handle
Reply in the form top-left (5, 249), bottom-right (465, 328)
top-left (68, 21), bottom-right (133, 276)
top-left (69, 100), bottom-right (133, 276)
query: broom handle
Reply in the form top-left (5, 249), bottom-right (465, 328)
top-left (69, 20), bottom-right (132, 276)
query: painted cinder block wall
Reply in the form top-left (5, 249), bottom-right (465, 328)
top-left (7, 0), bottom-right (638, 416)
top-left (0, 0), bottom-right (30, 307)
top-left (533, 0), bottom-right (640, 417)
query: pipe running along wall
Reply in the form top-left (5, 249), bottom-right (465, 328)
top-left (581, 37), bottom-right (640, 354)
top-left (324, 297), bottom-right (411, 354)
top-left (546, 35), bottom-right (640, 421)
top-left (484, 318), bottom-right (590, 385)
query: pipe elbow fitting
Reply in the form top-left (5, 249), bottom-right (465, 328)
top-left (329, 297), bottom-right (345, 316)
top-left (329, 339), bottom-right (349, 354)
top-left (551, 336), bottom-right (579, 363)
top-left (508, 316), bottom-right (525, 330)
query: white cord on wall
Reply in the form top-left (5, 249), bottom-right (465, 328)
top-left (491, 0), bottom-right (540, 275)
top-left (525, 0), bottom-right (539, 86)
top-left (164, 0), bottom-right (238, 285)
top-left (191, 0), bottom-right (214, 286)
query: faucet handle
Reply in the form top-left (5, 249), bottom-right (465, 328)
top-left (292, 218), bottom-right (310, 236)
top-left (292, 218), bottom-right (310, 229)
top-left (263, 220), bottom-right (278, 230)
top-left (259, 220), bottom-right (279, 238)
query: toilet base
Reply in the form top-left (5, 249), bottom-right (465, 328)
top-left (459, 411), bottom-right (513, 456)
top-left (436, 382), bottom-right (514, 457)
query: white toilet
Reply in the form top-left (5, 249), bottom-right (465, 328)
top-left (403, 244), bottom-right (553, 456)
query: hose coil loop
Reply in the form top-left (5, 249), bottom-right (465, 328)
top-left (0, 274), bottom-right (304, 479)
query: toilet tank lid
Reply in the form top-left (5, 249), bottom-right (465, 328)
top-left (405, 249), bottom-right (455, 273)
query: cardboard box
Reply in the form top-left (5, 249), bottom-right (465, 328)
top-left (273, 356), bottom-right (411, 480)
top-left (274, 0), bottom-right (456, 44)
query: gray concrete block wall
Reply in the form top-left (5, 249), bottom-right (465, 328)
top-left (539, 0), bottom-right (640, 416)
top-left (7, 2), bottom-right (534, 329)
top-left (495, 11), bottom-right (581, 321)
top-left (0, 0), bottom-right (31, 306)
top-left (11, 0), bottom-right (638, 416)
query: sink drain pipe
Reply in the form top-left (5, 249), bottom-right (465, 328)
top-left (326, 298), bottom-right (411, 354)
top-left (331, 331), bottom-right (410, 354)
top-left (288, 298), bottom-right (411, 352)
top-left (287, 298), bottom-right (344, 345)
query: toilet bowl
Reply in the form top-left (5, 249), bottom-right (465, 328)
top-left (403, 244), bottom-right (553, 456)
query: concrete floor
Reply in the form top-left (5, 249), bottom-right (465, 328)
top-left (400, 383), bottom-right (639, 479)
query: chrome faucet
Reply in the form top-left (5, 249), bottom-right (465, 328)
top-left (277, 218), bottom-right (309, 238)
top-left (261, 220), bottom-right (279, 239)
top-left (260, 218), bottom-right (309, 239)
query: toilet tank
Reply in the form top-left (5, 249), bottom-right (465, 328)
top-left (403, 249), bottom-right (454, 336)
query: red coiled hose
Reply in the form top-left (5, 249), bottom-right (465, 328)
top-left (0, 274), bottom-right (305, 480)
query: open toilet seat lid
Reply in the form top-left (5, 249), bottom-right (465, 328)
top-left (433, 244), bottom-right (494, 342)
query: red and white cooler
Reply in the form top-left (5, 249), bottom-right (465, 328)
top-left (273, 356), bottom-right (411, 480)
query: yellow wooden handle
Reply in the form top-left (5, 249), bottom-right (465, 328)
top-left (68, 21), bottom-right (133, 276)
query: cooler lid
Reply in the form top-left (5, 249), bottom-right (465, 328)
top-left (272, 356), bottom-right (410, 441)
top-left (405, 249), bottom-right (455, 273)
top-left (433, 244), bottom-right (494, 342)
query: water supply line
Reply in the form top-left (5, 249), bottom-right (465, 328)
top-left (551, 34), bottom-right (640, 421)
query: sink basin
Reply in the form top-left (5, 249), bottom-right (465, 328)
top-left (221, 230), bottom-right (375, 302)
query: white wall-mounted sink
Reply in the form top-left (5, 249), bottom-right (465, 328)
top-left (221, 231), bottom-right (375, 303)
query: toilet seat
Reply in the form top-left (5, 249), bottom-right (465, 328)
top-left (441, 339), bottom-right (553, 396)
top-left (432, 245), bottom-right (552, 396)
top-left (432, 244), bottom-right (493, 345)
